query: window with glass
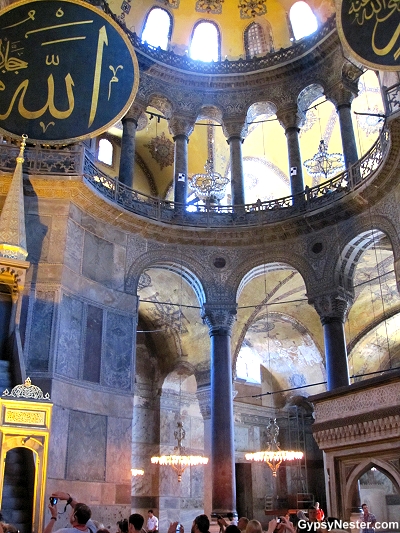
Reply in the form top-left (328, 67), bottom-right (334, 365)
top-left (245, 22), bottom-right (269, 58)
top-left (289, 1), bottom-right (318, 41)
top-left (190, 21), bottom-right (220, 62)
top-left (141, 7), bottom-right (172, 50)
top-left (97, 138), bottom-right (114, 166)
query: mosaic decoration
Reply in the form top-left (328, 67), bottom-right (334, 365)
top-left (138, 272), bottom-right (152, 291)
top-left (300, 108), bottom-right (317, 136)
top-left (196, 0), bottom-right (224, 14)
top-left (239, 0), bottom-right (267, 19)
top-left (2, 377), bottom-right (50, 400)
top-left (156, 0), bottom-right (180, 8)
top-left (145, 132), bottom-right (174, 169)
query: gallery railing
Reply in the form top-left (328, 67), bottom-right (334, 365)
top-left (0, 125), bottom-right (391, 228)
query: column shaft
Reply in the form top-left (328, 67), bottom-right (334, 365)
top-left (337, 103), bottom-right (358, 168)
top-left (119, 117), bottom-right (137, 188)
top-left (322, 317), bottom-right (350, 389)
top-left (228, 136), bottom-right (245, 206)
top-left (173, 134), bottom-right (189, 206)
top-left (285, 127), bottom-right (304, 198)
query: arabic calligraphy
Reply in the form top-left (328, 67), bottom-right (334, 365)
top-left (343, 0), bottom-right (400, 66)
top-left (0, 0), bottom-right (138, 143)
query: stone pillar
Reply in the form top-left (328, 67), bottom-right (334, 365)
top-left (326, 84), bottom-right (358, 168)
top-left (201, 303), bottom-right (237, 518)
top-left (224, 122), bottom-right (247, 206)
top-left (310, 290), bottom-right (352, 390)
top-left (276, 106), bottom-right (305, 204)
top-left (169, 117), bottom-right (195, 208)
top-left (197, 383), bottom-right (212, 517)
top-left (119, 103), bottom-right (145, 188)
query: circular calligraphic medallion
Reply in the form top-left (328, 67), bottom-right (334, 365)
top-left (337, 0), bottom-right (400, 70)
top-left (0, 0), bottom-right (139, 143)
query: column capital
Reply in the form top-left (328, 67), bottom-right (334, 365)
top-left (276, 105), bottom-right (305, 131)
top-left (309, 289), bottom-right (353, 325)
top-left (123, 102), bottom-right (146, 123)
top-left (223, 121), bottom-right (247, 141)
top-left (201, 303), bottom-right (237, 336)
top-left (196, 384), bottom-right (211, 420)
top-left (325, 80), bottom-right (358, 109)
top-left (168, 116), bottom-right (195, 138)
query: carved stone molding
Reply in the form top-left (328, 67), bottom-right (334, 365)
top-left (310, 288), bottom-right (353, 324)
top-left (276, 105), bottom-right (305, 130)
top-left (196, 385), bottom-right (211, 419)
top-left (168, 116), bottom-right (196, 138)
top-left (201, 303), bottom-right (237, 335)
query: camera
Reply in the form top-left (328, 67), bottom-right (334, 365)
top-left (176, 525), bottom-right (181, 532)
top-left (49, 497), bottom-right (58, 506)
top-left (276, 519), bottom-right (281, 523)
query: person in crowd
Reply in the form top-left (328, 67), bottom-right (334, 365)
top-left (237, 517), bottom-right (249, 532)
top-left (43, 491), bottom-right (98, 533)
top-left (117, 519), bottom-right (129, 533)
top-left (361, 504), bottom-right (376, 533)
top-left (314, 503), bottom-right (324, 522)
top-left (129, 514), bottom-right (145, 533)
top-left (147, 511), bottom-right (158, 533)
top-left (168, 513), bottom-right (210, 533)
top-left (245, 519), bottom-right (263, 533)
top-left (225, 526), bottom-right (241, 533)
top-left (267, 516), bottom-right (295, 533)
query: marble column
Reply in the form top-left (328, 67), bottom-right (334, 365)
top-left (201, 303), bottom-right (237, 518)
top-left (224, 123), bottom-right (247, 206)
top-left (119, 103), bottom-right (145, 188)
top-left (276, 106), bottom-right (305, 204)
top-left (169, 117), bottom-right (195, 208)
top-left (311, 290), bottom-right (352, 390)
top-left (326, 84), bottom-right (358, 169)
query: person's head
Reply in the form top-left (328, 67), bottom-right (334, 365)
top-left (245, 520), bottom-right (262, 533)
top-left (71, 503), bottom-right (92, 526)
top-left (237, 517), bottom-right (249, 532)
top-left (361, 504), bottom-right (369, 513)
top-left (129, 514), bottom-right (145, 533)
top-left (314, 503), bottom-right (320, 509)
top-left (98, 529), bottom-right (110, 533)
top-left (227, 514), bottom-right (235, 522)
top-left (117, 519), bottom-right (129, 533)
top-left (308, 508), bottom-right (318, 522)
top-left (192, 514), bottom-right (210, 533)
top-left (225, 526), bottom-right (240, 533)
top-left (148, 511), bottom-right (154, 518)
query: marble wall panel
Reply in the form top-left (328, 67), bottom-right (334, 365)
top-left (160, 408), bottom-right (179, 446)
top-left (102, 311), bottom-right (133, 390)
top-left (66, 410), bottom-right (107, 481)
top-left (113, 243), bottom-right (127, 291)
top-left (26, 214), bottom-right (50, 263)
top-left (65, 219), bottom-right (84, 273)
top-left (132, 407), bottom-right (159, 444)
top-left (106, 416), bottom-right (132, 484)
top-left (47, 404), bottom-right (69, 479)
top-left (82, 232), bottom-right (114, 287)
top-left (234, 426), bottom-right (250, 452)
top-left (188, 416), bottom-right (204, 450)
top-left (56, 294), bottom-right (83, 379)
top-left (47, 215), bottom-right (68, 263)
top-left (83, 304), bottom-right (102, 383)
top-left (26, 291), bottom-right (54, 372)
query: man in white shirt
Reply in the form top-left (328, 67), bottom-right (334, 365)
top-left (147, 510), bottom-right (159, 533)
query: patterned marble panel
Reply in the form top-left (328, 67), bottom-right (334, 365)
top-left (56, 294), bottom-right (83, 379)
top-left (103, 311), bottom-right (133, 390)
top-left (26, 291), bottom-right (54, 372)
top-left (82, 232), bottom-right (114, 286)
top-left (26, 214), bottom-right (51, 263)
top-left (47, 405), bottom-right (69, 479)
top-left (132, 407), bottom-right (159, 444)
top-left (106, 416), bottom-right (132, 483)
top-left (234, 425), bottom-right (250, 452)
top-left (189, 416), bottom-right (205, 450)
top-left (66, 410), bottom-right (107, 481)
top-left (64, 219), bottom-right (84, 273)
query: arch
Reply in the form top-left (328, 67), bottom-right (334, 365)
top-left (141, 7), bottom-right (172, 50)
top-left (190, 19), bottom-right (221, 62)
top-left (244, 22), bottom-right (271, 59)
top-left (289, 1), bottom-right (318, 41)
top-left (125, 251), bottom-right (208, 307)
top-left (97, 137), bottom-right (114, 166)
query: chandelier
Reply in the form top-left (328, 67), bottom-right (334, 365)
top-left (131, 469), bottom-right (144, 476)
top-left (238, 0), bottom-right (267, 18)
top-left (191, 160), bottom-right (229, 203)
top-left (303, 139), bottom-right (345, 180)
top-left (245, 418), bottom-right (303, 477)
top-left (151, 421), bottom-right (208, 482)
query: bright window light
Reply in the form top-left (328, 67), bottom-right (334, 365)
top-left (290, 1), bottom-right (318, 40)
top-left (98, 138), bottom-right (113, 166)
top-left (141, 8), bottom-right (170, 50)
top-left (190, 22), bottom-right (219, 62)
top-left (236, 345), bottom-right (262, 384)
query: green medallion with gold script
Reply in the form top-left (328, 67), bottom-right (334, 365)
top-left (0, 0), bottom-right (139, 143)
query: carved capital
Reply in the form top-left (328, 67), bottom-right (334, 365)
top-left (223, 120), bottom-right (248, 140)
top-left (325, 82), bottom-right (357, 109)
top-left (310, 289), bottom-right (353, 324)
top-left (276, 105), bottom-right (304, 130)
top-left (201, 303), bottom-right (237, 336)
top-left (168, 116), bottom-right (195, 138)
top-left (123, 102), bottom-right (146, 123)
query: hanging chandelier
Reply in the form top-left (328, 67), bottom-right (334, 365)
top-left (303, 139), bottom-right (345, 180)
top-left (191, 160), bottom-right (229, 203)
top-left (245, 418), bottom-right (303, 477)
top-left (151, 421), bottom-right (209, 482)
top-left (131, 468), bottom-right (144, 476)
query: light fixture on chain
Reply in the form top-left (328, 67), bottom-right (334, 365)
top-left (151, 421), bottom-right (208, 481)
top-left (245, 418), bottom-right (303, 476)
top-left (303, 139), bottom-right (345, 180)
top-left (131, 468), bottom-right (144, 476)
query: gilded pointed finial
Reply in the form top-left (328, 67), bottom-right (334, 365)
top-left (0, 134), bottom-right (29, 260)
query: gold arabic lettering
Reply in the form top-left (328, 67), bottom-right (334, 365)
top-left (45, 55), bottom-right (60, 65)
top-left (40, 121), bottom-right (55, 132)
top-left (0, 80), bottom-right (5, 91)
top-left (0, 39), bottom-right (28, 73)
top-left (88, 25), bottom-right (108, 127)
top-left (25, 20), bottom-right (93, 39)
top-left (56, 8), bottom-right (64, 17)
top-left (2, 10), bottom-right (35, 30)
top-left (108, 65), bottom-right (123, 100)
top-left (0, 73), bottom-right (74, 120)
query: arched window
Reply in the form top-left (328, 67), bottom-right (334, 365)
top-left (98, 138), bottom-right (114, 166)
top-left (141, 7), bottom-right (172, 50)
top-left (289, 1), bottom-right (318, 41)
top-left (190, 21), bottom-right (220, 62)
top-left (244, 22), bottom-right (269, 59)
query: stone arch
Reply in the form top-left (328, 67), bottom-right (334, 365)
top-left (125, 250), bottom-right (208, 307)
top-left (345, 458), bottom-right (400, 515)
